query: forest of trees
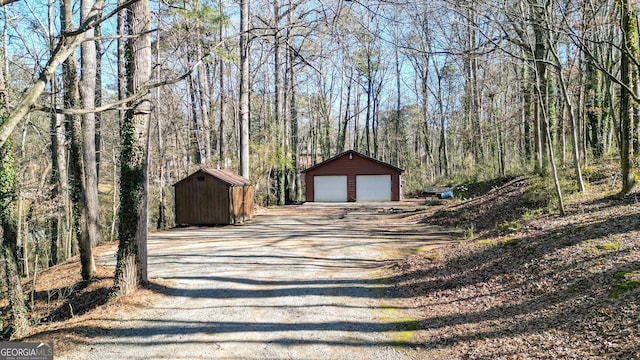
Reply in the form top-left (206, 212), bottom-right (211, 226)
top-left (0, 0), bottom-right (638, 338)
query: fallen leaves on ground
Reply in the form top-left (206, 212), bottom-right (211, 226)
top-left (396, 177), bottom-right (640, 359)
top-left (16, 243), bottom-right (165, 354)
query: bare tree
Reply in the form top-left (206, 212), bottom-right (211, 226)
top-left (112, 0), bottom-right (152, 296)
top-left (48, 0), bottom-right (69, 266)
top-left (240, 0), bottom-right (250, 178)
top-left (0, 0), bottom-right (107, 148)
top-left (61, 0), bottom-right (96, 280)
top-left (548, 38), bottom-right (586, 193)
top-left (618, 0), bottom-right (637, 195)
top-left (0, 48), bottom-right (28, 339)
top-left (80, 0), bottom-right (102, 249)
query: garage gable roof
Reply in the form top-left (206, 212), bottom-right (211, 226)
top-left (301, 150), bottom-right (404, 174)
top-left (174, 168), bottom-right (252, 187)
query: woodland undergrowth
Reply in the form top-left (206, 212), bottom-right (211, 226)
top-left (397, 167), bottom-right (640, 359)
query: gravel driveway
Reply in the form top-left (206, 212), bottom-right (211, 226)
top-left (61, 203), bottom-right (452, 359)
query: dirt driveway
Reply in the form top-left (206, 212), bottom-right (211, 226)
top-left (61, 202), bottom-right (454, 359)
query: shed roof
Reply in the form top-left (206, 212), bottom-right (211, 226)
top-left (174, 168), bottom-right (252, 187)
top-left (300, 150), bottom-right (404, 174)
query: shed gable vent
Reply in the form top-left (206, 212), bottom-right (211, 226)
top-left (197, 176), bottom-right (205, 181)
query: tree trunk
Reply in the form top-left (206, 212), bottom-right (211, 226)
top-left (49, 108), bottom-right (72, 265)
top-left (273, 10), bottom-right (285, 205)
top-left (619, 0), bottom-right (637, 196)
top-left (364, 56), bottom-right (372, 156)
top-left (188, 74), bottom-right (203, 164)
top-left (549, 43), bottom-right (586, 192)
top-left (49, 110), bottom-right (63, 267)
top-left (531, 1), bottom-right (547, 175)
top-left (219, 58), bottom-right (226, 165)
top-left (420, 66), bottom-right (434, 171)
top-left (80, 0), bottom-right (102, 249)
top-left (523, 64), bottom-right (533, 163)
top-left (586, 60), bottom-right (605, 158)
top-left (196, 42), bottom-right (212, 164)
top-left (338, 66), bottom-right (353, 154)
top-left (117, 0), bottom-right (126, 128)
top-left (155, 1), bottom-right (166, 230)
top-left (545, 109), bottom-right (566, 216)
top-left (48, 0), bottom-right (66, 266)
top-left (61, 0), bottom-right (96, 281)
top-left (0, 55), bottom-right (29, 339)
top-left (289, 49), bottom-right (301, 203)
top-left (436, 71), bottom-right (449, 177)
top-left (110, 151), bottom-right (119, 241)
top-left (112, 0), bottom-right (152, 296)
top-left (218, 0), bottom-right (226, 165)
top-left (336, 64), bottom-right (345, 155)
top-left (491, 95), bottom-right (505, 176)
top-left (372, 81), bottom-right (380, 159)
top-left (95, 21), bottom-right (103, 181)
top-left (239, 0), bottom-right (250, 178)
top-left (464, 2), bottom-right (484, 166)
top-left (354, 81), bottom-right (360, 152)
top-left (393, 32), bottom-right (402, 167)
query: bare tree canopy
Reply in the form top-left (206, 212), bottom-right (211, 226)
top-left (1, 0), bottom-right (640, 335)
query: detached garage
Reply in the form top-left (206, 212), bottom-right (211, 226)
top-left (302, 150), bottom-right (404, 202)
top-left (174, 168), bottom-right (254, 225)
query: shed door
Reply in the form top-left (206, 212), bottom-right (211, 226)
top-left (314, 175), bottom-right (347, 202)
top-left (356, 175), bottom-right (391, 201)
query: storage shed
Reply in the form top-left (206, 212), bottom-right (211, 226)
top-left (301, 150), bottom-right (404, 202)
top-left (174, 168), bottom-right (254, 225)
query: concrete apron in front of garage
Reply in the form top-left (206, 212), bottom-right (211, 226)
top-left (71, 204), bottom-right (454, 360)
top-left (301, 200), bottom-right (414, 208)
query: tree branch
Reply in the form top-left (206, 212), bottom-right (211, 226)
top-left (0, 0), bottom-right (19, 6)
top-left (0, 0), bottom-right (141, 148)
top-left (34, 61), bottom-right (202, 115)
